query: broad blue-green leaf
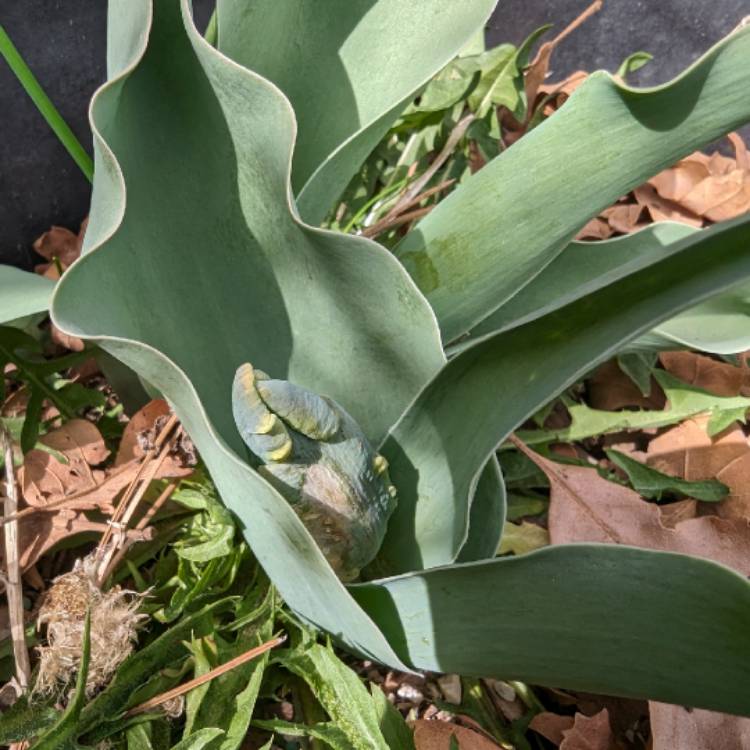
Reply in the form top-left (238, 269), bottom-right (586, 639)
top-left (54, 0), bottom-right (435, 669)
top-left (51, 0), bottom-right (750, 716)
top-left (0, 265), bottom-right (55, 324)
top-left (461, 223), bottom-right (697, 342)
top-left (456, 455), bottom-right (505, 563)
top-left (379, 214), bottom-right (750, 572)
top-left (352, 545), bottom-right (750, 715)
top-left (646, 284), bottom-right (750, 354)
top-left (460, 221), bottom-right (750, 356)
top-left (217, 0), bottom-right (497, 224)
top-left (394, 25), bottom-right (750, 342)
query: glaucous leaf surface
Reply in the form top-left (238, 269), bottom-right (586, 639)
top-left (48, 0), bottom-right (750, 714)
top-left (54, 0), bottom-right (444, 668)
top-left (352, 545), bottom-right (750, 715)
top-left (0, 266), bottom-right (54, 324)
top-left (216, 0), bottom-right (497, 224)
top-left (394, 25), bottom-right (750, 343)
top-left (380, 214), bottom-right (750, 572)
top-left (459, 221), bottom-right (750, 355)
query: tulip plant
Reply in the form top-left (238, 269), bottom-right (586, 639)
top-left (3, 0), bottom-right (750, 717)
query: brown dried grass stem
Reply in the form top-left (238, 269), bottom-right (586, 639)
top-left (1, 424), bottom-right (31, 690)
top-left (362, 206), bottom-right (434, 240)
top-left (546, 0), bottom-right (603, 50)
top-left (101, 481), bottom-right (178, 582)
top-left (381, 113), bottom-right (475, 223)
top-left (126, 634), bottom-right (286, 717)
top-left (95, 413), bottom-right (178, 579)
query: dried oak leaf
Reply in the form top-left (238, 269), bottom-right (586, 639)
top-left (519, 443), bottom-right (750, 575)
top-left (649, 702), bottom-right (750, 750)
top-left (576, 216), bottom-right (614, 241)
top-left (33, 219), bottom-right (87, 280)
top-left (526, 2), bottom-right (602, 115)
top-left (0, 509), bottom-right (105, 574)
top-left (559, 709), bottom-right (618, 750)
top-left (529, 712), bottom-right (575, 745)
top-left (588, 360), bottom-right (665, 411)
top-left (660, 351), bottom-right (750, 397)
top-left (633, 183), bottom-right (704, 227)
top-left (412, 720), bottom-right (503, 749)
top-left (20, 419), bottom-right (110, 508)
top-left (648, 133), bottom-right (750, 223)
top-left (33, 220), bottom-right (88, 350)
top-left (116, 399), bottom-right (195, 476)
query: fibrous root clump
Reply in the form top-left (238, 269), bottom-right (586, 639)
top-left (33, 554), bottom-right (146, 699)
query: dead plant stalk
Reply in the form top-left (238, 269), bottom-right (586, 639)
top-left (95, 413), bottom-right (179, 583)
top-left (126, 634), bottom-right (287, 717)
top-left (1, 424), bottom-right (31, 690)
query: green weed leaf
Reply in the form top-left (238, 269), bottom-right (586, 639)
top-left (606, 449), bottom-right (728, 502)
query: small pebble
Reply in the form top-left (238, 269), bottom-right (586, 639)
top-left (437, 673), bottom-right (462, 705)
top-left (489, 679), bottom-right (516, 702)
top-left (396, 684), bottom-right (424, 703)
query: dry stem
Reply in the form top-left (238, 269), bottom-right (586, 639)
top-left (100, 480), bottom-right (178, 582)
top-left (126, 634), bottom-right (286, 717)
top-left (378, 113), bottom-right (475, 226)
top-left (94, 413), bottom-right (178, 583)
top-left (1, 424), bottom-right (31, 690)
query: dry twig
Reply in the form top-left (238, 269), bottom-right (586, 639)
top-left (94, 413), bottom-right (179, 583)
top-left (378, 113), bottom-right (475, 226)
top-left (100, 480), bottom-right (178, 582)
top-left (1, 424), bottom-right (31, 690)
top-left (126, 634), bottom-right (287, 717)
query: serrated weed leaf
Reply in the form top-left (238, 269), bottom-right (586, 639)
top-left (279, 643), bottom-right (391, 750)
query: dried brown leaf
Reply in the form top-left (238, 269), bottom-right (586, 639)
top-left (538, 69), bottom-right (588, 101)
top-left (588, 360), bottom-right (664, 411)
top-left (525, 2), bottom-right (602, 109)
top-left (412, 720), bottom-right (503, 749)
top-left (1, 510), bottom-right (104, 574)
top-left (116, 399), bottom-right (195, 477)
top-left (633, 184), bottom-right (704, 226)
top-left (529, 712), bottom-right (575, 745)
top-left (516, 441), bottom-right (750, 575)
top-left (575, 216), bottom-right (615, 241)
top-left (21, 419), bottom-right (109, 507)
top-left (660, 351), bottom-right (750, 397)
top-left (50, 325), bottom-right (85, 352)
top-left (600, 204), bottom-right (648, 235)
top-left (560, 709), bottom-right (618, 750)
top-left (644, 132), bottom-right (750, 223)
top-left (649, 703), bottom-right (750, 750)
top-left (33, 218), bottom-right (87, 279)
top-left (648, 156), bottom-right (711, 202)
